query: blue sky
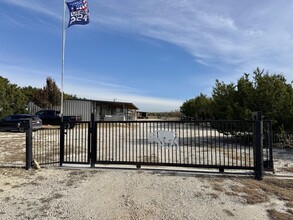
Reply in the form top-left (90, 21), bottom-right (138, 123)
top-left (1, 0), bottom-right (293, 112)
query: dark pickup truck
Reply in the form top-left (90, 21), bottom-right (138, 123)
top-left (35, 110), bottom-right (82, 128)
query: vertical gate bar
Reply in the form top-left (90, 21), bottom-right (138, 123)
top-left (124, 122), bottom-right (127, 162)
top-left (90, 113), bottom-right (97, 168)
top-left (78, 124), bottom-right (80, 162)
top-left (214, 122), bottom-right (217, 166)
top-left (67, 125), bottom-right (70, 162)
top-left (111, 122), bottom-right (114, 162)
top-left (44, 129), bottom-right (47, 165)
top-left (101, 123), bottom-right (104, 161)
top-left (82, 123), bottom-right (85, 162)
top-left (188, 122), bottom-right (191, 164)
top-left (122, 122), bottom-right (124, 162)
top-left (112, 122), bottom-right (114, 161)
top-left (227, 122), bottom-right (230, 167)
top-left (185, 122), bottom-right (188, 164)
top-left (202, 122), bottom-right (205, 165)
top-left (236, 121), bottom-right (238, 166)
top-left (78, 123), bottom-right (81, 162)
top-left (253, 112), bottom-right (263, 180)
top-left (242, 122), bottom-right (245, 167)
top-left (109, 123), bottom-right (111, 161)
top-left (176, 123), bottom-right (178, 164)
top-left (202, 121), bottom-right (209, 165)
top-left (60, 122), bottom-right (65, 166)
top-left (193, 121), bottom-right (196, 165)
top-left (115, 122), bottom-right (118, 162)
top-left (107, 122), bottom-right (109, 161)
top-left (117, 122), bottom-right (119, 162)
top-left (232, 122), bottom-right (235, 166)
top-left (219, 121), bottom-right (222, 166)
top-left (126, 122), bottom-right (129, 162)
top-left (148, 122), bottom-right (151, 163)
top-left (141, 122), bottom-right (143, 163)
top-left (268, 120), bottom-right (274, 170)
top-left (223, 122), bottom-right (226, 166)
top-left (183, 122), bottom-right (187, 164)
top-left (144, 121), bottom-right (146, 163)
top-left (80, 123), bottom-right (83, 162)
top-left (209, 121), bottom-right (212, 165)
top-left (136, 122), bottom-right (138, 163)
top-left (197, 121), bottom-right (199, 165)
top-left (87, 122), bottom-right (91, 163)
top-left (106, 122), bottom-right (109, 161)
top-left (25, 119), bottom-right (32, 170)
top-left (161, 121), bottom-right (163, 163)
top-left (238, 122), bottom-right (240, 167)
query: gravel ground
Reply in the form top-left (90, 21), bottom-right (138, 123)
top-left (0, 131), bottom-right (293, 219)
top-left (0, 167), bottom-right (292, 220)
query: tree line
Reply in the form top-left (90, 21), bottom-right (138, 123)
top-left (0, 76), bottom-right (76, 118)
top-left (180, 68), bottom-right (293, 131)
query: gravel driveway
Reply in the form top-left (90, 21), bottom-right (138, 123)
top-left (0, 167), bottom-right (293, 220)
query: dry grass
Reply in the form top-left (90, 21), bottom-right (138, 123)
top-left (211, 177), bottom-right (293, 219)
top-left (267, 209), bottom-right (293, 220)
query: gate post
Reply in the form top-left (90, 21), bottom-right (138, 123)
top-left (253, 112), bottom-right (263, 180)
top-left (268, 121), bottom-right (274, 171)
top-left (25, 119), bottom-right (33, 170)
top-left (90, 113), bottom-right (97, 168)
top-left (60, 122), bottom-right (65, 167)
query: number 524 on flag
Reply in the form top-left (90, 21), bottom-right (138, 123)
top-left (66, 0), bottom-right (90, 27)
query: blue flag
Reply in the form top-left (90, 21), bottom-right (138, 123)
top-left (66, 0), bottom-right (90, 27)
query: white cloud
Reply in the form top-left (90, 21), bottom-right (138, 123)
top-left (91, 0), bottom-right (293, 81)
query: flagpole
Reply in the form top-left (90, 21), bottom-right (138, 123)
top-left (61, 0), bottom-right (66, 120)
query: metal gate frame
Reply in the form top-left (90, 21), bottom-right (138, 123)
top-left (28, 112), bottom-right (273, 180)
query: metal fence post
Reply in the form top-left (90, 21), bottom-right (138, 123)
top-left (253, 112), bottom-right (263, 180)
top-left (60, 122), bottom-right (65, 167)
top-left (90, 113), bottom-right (97, 168)
top-left (25, 119), bottom-right (33, 170)
top-left (268, 120), bottom-right (274, 171)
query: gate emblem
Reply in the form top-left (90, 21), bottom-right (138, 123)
top-left (148, 130), bottom-right (179, 148)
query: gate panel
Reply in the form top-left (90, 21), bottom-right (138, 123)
top-left (95, 121), bottom-right (256, 170)
top-left (32, 127), bottom-right (60, 166)
top-left (61, 122), bottom-right (91, 164)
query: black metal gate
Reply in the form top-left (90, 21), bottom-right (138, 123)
top-left (30, 113), bottom-right (273, 179)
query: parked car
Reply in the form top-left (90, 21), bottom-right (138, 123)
top-left (35, 110), bottom-right (82, 128)
top-left (0, 114), bottom-right (43, 132)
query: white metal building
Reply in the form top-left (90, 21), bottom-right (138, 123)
top-left (28, 99), bottom-right (139, 121)
top-left (63, 99), bottom-right (138, 121)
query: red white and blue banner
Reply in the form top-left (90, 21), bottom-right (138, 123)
top-left (66, 0), bottom-right (90, 27)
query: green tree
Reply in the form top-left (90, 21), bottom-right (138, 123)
top-left (33, 77), bottom-right (61, 109)
top-left (251, 68), bottom-right (293, 130)
top-left (21, 86), bottom-right (39, 101)
top-left (211, 68), bottom-right (293, 130)
top-left (182, 68), bottom-right (293, 131)
top-left (0, 76), bottom-right (27, 118)
top-left (181, 93), bottom-right (212, 120)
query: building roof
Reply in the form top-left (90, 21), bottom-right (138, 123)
top-left (66, 99), bottom-right (139, 110)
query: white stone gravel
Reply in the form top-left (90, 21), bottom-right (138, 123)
top-left (0, 167), bottom-right (275, 220)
